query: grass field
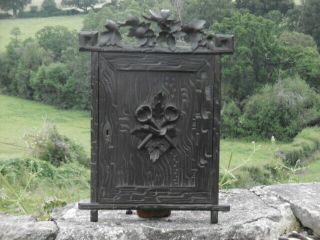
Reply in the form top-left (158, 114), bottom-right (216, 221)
top-left (1, 94), bottom-right (318, 182)
top-left (0, 94), bottom-right (319, 216)
top-left (0, 94), bottom-right (282, 167)
top-left (0, 94), bottom-right (90, 159)
top-left (0, 15), bottom-right (84, 51)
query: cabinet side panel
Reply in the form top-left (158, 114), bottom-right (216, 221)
top-left (91, 52), bottom-right (99, 203)
top-left (212, 55), bottom-right (221, 205)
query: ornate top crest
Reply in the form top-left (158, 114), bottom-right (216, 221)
top-left (79, 9), bottom-right (234, 53)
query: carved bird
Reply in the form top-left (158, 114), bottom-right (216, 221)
top-left (99, 20), bottom-right (122, 47)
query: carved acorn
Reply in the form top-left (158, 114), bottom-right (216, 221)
top-left (120, 14), bottom-right (156, 47)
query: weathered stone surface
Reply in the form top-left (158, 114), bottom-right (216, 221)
top-left (52, 188), bottom-right (298, 240)
top-left (0, 214), bottom-right (58, 240)
top-left (3, 184), bottom-right (320, 240)
top-left (262, 183), bottom-right (320, 237)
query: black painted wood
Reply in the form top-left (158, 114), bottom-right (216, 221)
top-left (79, 21), bottom-right (234, 223)
top-left (79, 203), bottom-right (230, 211)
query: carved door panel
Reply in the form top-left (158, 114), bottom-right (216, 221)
top-left (97, 52), bottom-right (218, 204)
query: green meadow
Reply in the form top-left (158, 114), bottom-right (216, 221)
top-left (1, 94), bottom-right (318, 183)
top-left (0, 94), bottom-right (319, 216)
top-left (0, 15), bottom-right (84, 51)
top-left (0, 94), bottom-right (90, 159)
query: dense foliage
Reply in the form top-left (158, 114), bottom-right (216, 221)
top-left (222, 77), bottom-right (320, 141)
top-left (0, 0), bottom-right (31, 17)
top-left (287, 0), bottom-right (320, 48)
top-left (1, 0), bottom-right (320, 141)
top-left (214, 13), bottom-right (283, 102)
top-left (235, 0), bottom-right (294, 16)
top-left (0, 157), bottom-right (89, 217)
top-left (24, 124), bottom-right (89, 166)
top-left (277, 127), bottom-right (320, 166)
top-left (0, 26), bottom-right (90, 109)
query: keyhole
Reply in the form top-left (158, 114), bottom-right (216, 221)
top-left (106, 129), bottom-right (109, 136)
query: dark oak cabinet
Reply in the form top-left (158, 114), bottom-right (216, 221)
top-left (78, 10), bottom-right (234, 223)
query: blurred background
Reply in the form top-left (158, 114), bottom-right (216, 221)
top-left (0, 0), bottom-right (320, 219)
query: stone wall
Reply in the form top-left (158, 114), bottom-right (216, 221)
top-left (0, 183), bottom-right (319, 240)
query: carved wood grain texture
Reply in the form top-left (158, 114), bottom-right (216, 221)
top-left (91, 52), bottom-right (99, 203)
top-left (96, 53), bottom-right (217, 204)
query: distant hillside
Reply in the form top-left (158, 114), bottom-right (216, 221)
top-left (26, 0), bottom-right (63, 10)
top-left (0, 0), bottom-right (110, 13)
top-left (0, 15), bottom-right (84, 51)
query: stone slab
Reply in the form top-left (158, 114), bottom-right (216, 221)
top-left (263, 183), bottom-right (320, 237)
top-left (0, 214), bottom-right (58, 240)
top-left (52, 189), bottom-right (298, 240)
top-left (3, 184), bottom-right (320, 240)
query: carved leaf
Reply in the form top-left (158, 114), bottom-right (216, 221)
top-left (185, 32), bottom-right (204, 50)
top-left (167, 35), bottom-right (176, 51)
top-left (146, 37), bottom-right (156, 47)
top-left (183, 19), bottom-right (206, 32)
top-left (150, 149), bottom-right (160, 163)
top-left (137, 38), bottom-right (149, 47)
top-left (169, 22), bottom-right (182, 33)
top-left (157, 32), bottom-right (168, 45)
top-left (99, 31), bottom-right (122, 47)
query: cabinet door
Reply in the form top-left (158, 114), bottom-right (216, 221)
top-left (97, 52), bottom-right (218, 205)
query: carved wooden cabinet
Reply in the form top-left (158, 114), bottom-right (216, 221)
top-left (78, 10), bottom-right (234, 223)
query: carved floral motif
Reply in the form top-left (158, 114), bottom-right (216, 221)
top-left (131, 92), bottom-right (180, 163)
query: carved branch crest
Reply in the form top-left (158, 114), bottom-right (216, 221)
top-left (79, 9), bottom-right (234, 52)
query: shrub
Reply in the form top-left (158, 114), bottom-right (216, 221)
top-left (31, 62), bottom-right (81, 108)
top-left (35, 26), bottom-right (77, 60)
top-left (276, 127), bottom-right (320, 166)
top-left (221, 101), bottom-right (243, 138)
top-left (24, 124), bottom-right (89, 166)
top-left (0, 53), bottom-right (11, 93)
top-left (0, 157), bottom-right (89, 217)
top-left (14, 39), bottom-right (52, 99)
top-left (213, 12), bottom-right (283, 102)
top-left (242, 76), bottom-right (320, 141)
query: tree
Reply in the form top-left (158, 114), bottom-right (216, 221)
top-left (61, 0), bottom-right (98, 12)
top-left (0, 0), bottom-right (31, 17)
top-left (279, 31), bottom-right (317, 49)
top-left (296, 0), bottom-right (320, 48)
top-left (214, 13), bottom-right (283, 103)
top-left (182, 0), bottom-right (235, 26)
top-left (35, 26), bottom-right (77, 60)
top-left (235, 0), bottom-right (294, 16)
top-left (0, 54), bottom-right (11, 93)
top-left (279, 32), bottom-right (320, 91)
top-left (14, 39), bottom-right (52, 99)
top-left (241, 76), bottom-right (320, 141)
top-left (10, 27), bottom-right (22, 42)
top-left (31, 62), bottom-right (80, 108)
top-left (41, 0), bottom-right (58, 13)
